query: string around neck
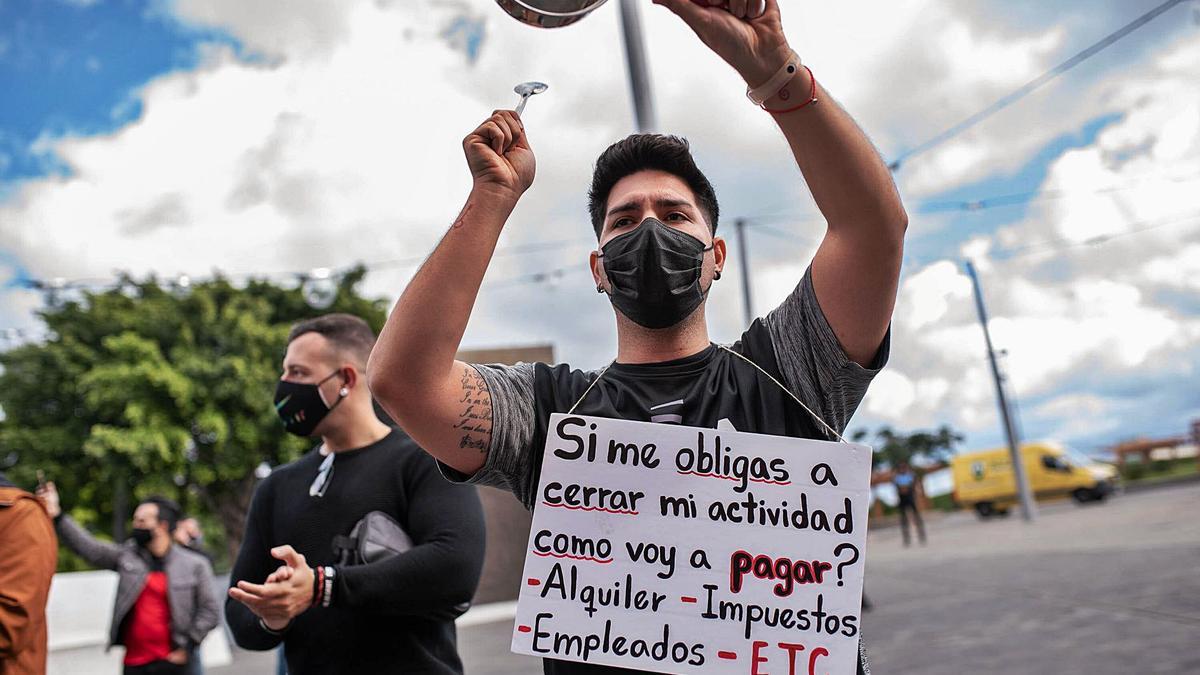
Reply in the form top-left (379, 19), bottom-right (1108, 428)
top-left (718, 344), bottom-right (847, 443)
top-left (567, 362), bottom-right (613, 415)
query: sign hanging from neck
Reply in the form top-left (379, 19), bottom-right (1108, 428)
top-left (512, 413), bottom-right (873, 674)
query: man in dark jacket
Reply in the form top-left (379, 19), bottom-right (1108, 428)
top-left (0, 472), bottom-right (57, 675)
top-left (38, 485), bottom-right (219, 674)
top-left (226, 314), bottom-right (486, 674)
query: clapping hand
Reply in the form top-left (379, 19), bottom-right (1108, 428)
top-left (228, 545), bottom-right (315, 631)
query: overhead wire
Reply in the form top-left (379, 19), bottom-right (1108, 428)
top-left (991, 210), bottom-right (1200, 260)
top-left (887, 0), bottom-right (1189, 171)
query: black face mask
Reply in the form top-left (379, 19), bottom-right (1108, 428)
top-left (598, 218), bottom-right (714, 329)
top-left (274, 370), bottom-right (347, 437)
top-left (131, 527), bottom-right (154, 548)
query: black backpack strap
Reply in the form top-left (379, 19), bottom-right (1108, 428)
top-left (331, 534), bottom-right (357, 558)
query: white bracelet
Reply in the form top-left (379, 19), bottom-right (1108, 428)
top-left (746, 50), bottom-right (802, 107)
top-left (322, 566), bottom-right (336, 608)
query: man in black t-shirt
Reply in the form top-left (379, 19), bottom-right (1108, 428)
top-left (368, 2), bottom-right (906, 673)
top-left (226, 314), bottom-right (486, 674)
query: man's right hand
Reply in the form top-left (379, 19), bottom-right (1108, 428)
top-left (463, 110), bottom-right (535, 203)
top-left (35, 481), bottom-right (61, 519)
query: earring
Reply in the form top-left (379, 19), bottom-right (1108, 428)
top-left (339, 387), bottom-right (349, 397)
top-left (714, 270), bottom-right (723, 280)
top-left (596, 285), bottom-right (605, 294)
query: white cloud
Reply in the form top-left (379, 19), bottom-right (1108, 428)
top-left (895, 260), bottom-right (973, 331)
top-left (170, 0), bottom-right (365, 60)
top-left (1030, 393), bottom-right (1122, 440)
top-left (1140, 244), bottom-right (1200, 290)
top-left (1034, 392), bottom-right (1110, 419)
top-left (864, 370), bottom-right (916, 421)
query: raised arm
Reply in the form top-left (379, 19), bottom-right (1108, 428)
top-left (658, 0), bottom-right (907, 365)
top-left (38, 481), bottom-right (123, 571)
top-left (367, 110), bottom-right (535, 476)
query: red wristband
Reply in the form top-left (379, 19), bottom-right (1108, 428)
top-left (311, 566), bottom-right (324, 609)
top-left (762, 65), bottom-right (818, 115)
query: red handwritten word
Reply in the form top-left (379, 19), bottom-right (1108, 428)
top-left (731, 550), bottom-right (832, 597)
top-left (533, 550), bottom-right (613, 564)
top-left (540, 501), bottom-right (638, 516)
top-left (752, 641), bottom-right (831, 675)
top-left (676, 470), bottom-right (792, 486)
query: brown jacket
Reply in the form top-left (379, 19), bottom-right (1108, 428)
top-left (0, 478), bottom-right (58, 675)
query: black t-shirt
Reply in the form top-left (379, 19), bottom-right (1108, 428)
top-left (444, 268), bottom-right (888, 675)
top-left (226, 429), bottom-right (486, 674)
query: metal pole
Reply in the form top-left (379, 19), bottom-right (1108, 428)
top-left (735, 218), bottom-right (753, 325)
top-left (617, 0), bottom-right (658, 133)
top-left (965, 260), bottom-right (1036, 522)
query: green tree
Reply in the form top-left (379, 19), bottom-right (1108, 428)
top-left (852, 424), bottom-right (965, 470)
top-left (0, 267), bottom-right (386, 569)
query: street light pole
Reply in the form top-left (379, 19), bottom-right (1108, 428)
top-left (965, 259), bottom-right (1037, 522)
top-left (617, 0), bottom-right (657, 132)
top-left (735, 218), bottom-right (753, 325)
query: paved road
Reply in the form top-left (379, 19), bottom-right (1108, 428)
top-left (215, 484), bottom-right (1200, 674)
top-left (860, 483), bottom-right (1200, 675)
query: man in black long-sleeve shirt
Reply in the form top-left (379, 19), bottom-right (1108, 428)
top-left (226, 314), bottom-right (486, 674)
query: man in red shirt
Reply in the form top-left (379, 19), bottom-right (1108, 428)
top-left (39, 485), bottom-right (219, 675)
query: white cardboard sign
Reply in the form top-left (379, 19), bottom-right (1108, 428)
top-left (511, 413), bottom-right (872, 674)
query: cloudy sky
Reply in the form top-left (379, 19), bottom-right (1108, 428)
top-left (1, 0), bottom-right (1197, 457)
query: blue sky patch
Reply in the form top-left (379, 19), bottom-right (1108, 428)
top-left (0, 0), bottom-right (237, 184)
top-left (904, 112), bottom-right (1125, 267)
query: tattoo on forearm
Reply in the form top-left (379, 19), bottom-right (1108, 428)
top-left (455, 368), bottom-right (492, 453)
top-left (451, 202), bottom-right (473, 230)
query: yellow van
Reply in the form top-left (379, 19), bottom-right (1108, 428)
top-left (952, 442), bottom-right (1119, 518)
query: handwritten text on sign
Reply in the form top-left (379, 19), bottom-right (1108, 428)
top-left (512, 414), bottom-right (872, 675)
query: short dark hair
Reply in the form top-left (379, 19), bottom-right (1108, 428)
top-left (288, 313), bottom-right (376, 368)
top-left (587, 134), bottom-right (720, 238)
top-left (141, 496), bottom-right (181, 533)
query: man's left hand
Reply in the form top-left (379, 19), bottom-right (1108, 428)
top-left (652, 0), bottom-right (791, 87)
top-left (166, 649), bottom-right (189, 665)
top-left (228, 545), bottom-right (315, 631)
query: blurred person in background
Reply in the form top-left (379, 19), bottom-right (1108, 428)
top-left (893, 461), bottom-right (927, 546)
top-left (225, 314), bottom-right (486, 674)
top-left (0, 471), bottom-right (57, 675)
top-left (171, 516), bottom-right (211, 675)
top-left (37, 486), bottom-right (219, 675)
top-left (173, 518), bottom-right (211, 565)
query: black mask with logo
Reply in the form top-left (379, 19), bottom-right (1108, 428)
top-left (598, 218), bottom-right (714, 329)
top-left (274, 370), bottom-right (347, 437)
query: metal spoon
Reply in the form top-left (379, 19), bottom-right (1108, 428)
top-left (514, 81), bottom-right (549, 116)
